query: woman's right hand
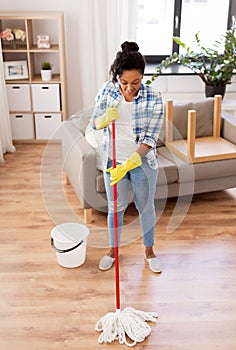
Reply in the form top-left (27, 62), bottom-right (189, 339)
top-left (95, 103), bottom-right (120, 130)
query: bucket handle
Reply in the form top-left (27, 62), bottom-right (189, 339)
top-left (51, 238), bottom-right (84, 254)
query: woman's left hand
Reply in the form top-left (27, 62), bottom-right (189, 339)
top-left (106, 152), bottom-right (142, 186)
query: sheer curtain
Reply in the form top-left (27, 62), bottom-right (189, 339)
top-left (0, 41), bottom-right (15, 162)
top-left (77, 0), bottom-right (138, 110)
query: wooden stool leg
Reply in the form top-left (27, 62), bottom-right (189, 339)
top-left (213, 94), bottom-right (222, 138)
top-left (187, 110), bottom-right (196, 162)
top-left (84, 208), bottom-right (92, 224)
top-left (166, 99), bottom-right (173, 143)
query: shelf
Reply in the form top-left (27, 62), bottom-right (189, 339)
top-left (1, 11), bottom-right (67, 142)
top-left (31, 74), bottom-right (61, 83)
top-left (5, 75), bottom-right (61, 84)
top-left (2, 45), bottom-right (60, 53)
top-left (29, 44), bottom-right (59, 52)
top-left (5, 79), bottom-right (30, 84)
top-left (2, 44), bottom-right (27, 52)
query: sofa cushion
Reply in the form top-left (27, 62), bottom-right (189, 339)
top-left (157, 152), bottom-right (178, 185)
top-left (170, 98), bottom-right (214, 140)
top-left (193, 158), bottom-right (236, 182)
top-left (158, 146), bottom-right (236, 183)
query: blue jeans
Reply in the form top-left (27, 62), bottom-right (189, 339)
top-left (104, 159), bottom-right (158, 248)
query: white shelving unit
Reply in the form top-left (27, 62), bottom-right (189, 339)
top-left (0, 11), bottom-right (67, 141)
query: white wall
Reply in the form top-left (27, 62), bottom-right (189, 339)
top-left (145, 74), bottom-right (236, 102)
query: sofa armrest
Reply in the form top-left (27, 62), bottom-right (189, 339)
top-left (221, 111), bottom-right (236, 144)
top-left (61, 120), bottom-right (107, 210)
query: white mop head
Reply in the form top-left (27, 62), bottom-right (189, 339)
top-left (95, 307), bottom-right (158, 347)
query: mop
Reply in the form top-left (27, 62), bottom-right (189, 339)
top-left (95, 120), bottom-right (158, 347)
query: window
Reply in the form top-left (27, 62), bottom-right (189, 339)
top-left (137, 0), bottom-right (236, 63)
top-left (137, 0), bottom-right (175, 56)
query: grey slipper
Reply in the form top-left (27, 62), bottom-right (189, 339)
top-left (145, 256), bottom-right (162, 273)
top-left (99, 255), bottom-right (115, 271)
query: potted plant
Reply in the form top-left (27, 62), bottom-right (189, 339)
top-left (40, 61), bottom-right (52, 81)
top-left (146, 27), bottom-right (236, 98)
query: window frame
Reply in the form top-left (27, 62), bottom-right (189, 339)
top-left (144, 0), bottom-right (236, 64)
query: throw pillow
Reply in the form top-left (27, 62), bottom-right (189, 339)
top-left (191, 98), bottom-right (214, 137)
top-left (172, 101), bottom-right (192, 140)
top-left (169, 98), bottom-right (214, 141)
top-left (69, 106), bottom-right (94, 134)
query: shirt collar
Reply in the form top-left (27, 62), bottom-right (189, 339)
top-left (137, 83), bottom-right (147, 100)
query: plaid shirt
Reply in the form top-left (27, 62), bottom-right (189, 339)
top-left (92, 80), bottom-right (164, 170)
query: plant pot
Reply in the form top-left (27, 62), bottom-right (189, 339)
top-left (40, 69), bottom-right (52, 81)
top-left (205, 84), bottom-right (226, 99)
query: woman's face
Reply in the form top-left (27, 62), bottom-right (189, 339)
top-left (118, 70), bottom-right (143, 101)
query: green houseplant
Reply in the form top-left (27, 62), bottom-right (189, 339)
top-left (41, 61), bottom-right (52, 70)
top-left (146, 27), bottom-right (236, 98)
top-left (40, 61), bottom-right (52, 81)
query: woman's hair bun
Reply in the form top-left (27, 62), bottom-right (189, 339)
top-left (121, 41), bottom-right (139, 53)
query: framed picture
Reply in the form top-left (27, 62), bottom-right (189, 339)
top-left (37, 34), bottom-right (51, 49)
top-left (4, 60), bottom-right (29, 80)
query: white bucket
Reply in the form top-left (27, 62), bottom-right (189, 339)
top-left (51, 222), bottom-right (89, 268)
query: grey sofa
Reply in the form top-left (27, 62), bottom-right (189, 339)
top-left (61, 99), bottom-right (236, 223)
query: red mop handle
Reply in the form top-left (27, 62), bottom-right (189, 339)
top-left (111, 120), bottom-right (121, 310)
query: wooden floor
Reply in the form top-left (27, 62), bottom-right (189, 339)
top-left (0, 143), bottom-right (236, 350)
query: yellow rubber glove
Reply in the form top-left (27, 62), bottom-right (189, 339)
top-left (106, 152), bottom-right (142, 186)
top-left (95, 103), bottom-right (120, 130)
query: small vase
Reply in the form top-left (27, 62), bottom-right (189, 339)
top-left (11, 40), bottom-right (19, 49)
top-left (205, 84), bottom-right (226, 99)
